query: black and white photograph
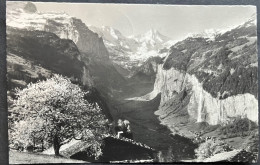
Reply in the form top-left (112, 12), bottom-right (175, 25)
top-left (6, 1), bottom-right (258, 163)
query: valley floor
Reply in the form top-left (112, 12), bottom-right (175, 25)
top-left (109, 95), bottom-right (198, 160)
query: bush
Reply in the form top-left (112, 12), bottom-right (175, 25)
top-left (241, 131), bottom-right (259, 153)
top-left (195, 139), bottom-right (232, 160)
top-left (156, 147), bottom-right (176, 162)
top-left (219, 117), bottom-right (257, 138)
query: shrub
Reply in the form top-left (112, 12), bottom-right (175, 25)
top-left (195, 139), bottom-right (232, 160)
top-left (219, 117), bottom-right (257, 138)
top-left (156, 147), bottom-right (176, 162)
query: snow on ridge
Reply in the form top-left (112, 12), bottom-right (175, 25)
top-left (110, 28), bottom-right (119, 40)
top-left (163, 40), bottom-right (179, 49)
top-left (135, 29), bottom-right (170, 44)
top-left (7, 8), bottom-right (80, 43)
top-left (183, 14), bottom-right (256, 42)
top-left (185, 29), bottom-right (224, 41)
top-left (97, 26), bottom-right (173, 71)
top-left (101, 26), bottom-right (120, 40)
top-left (7, 8), bottom-right (73, 30)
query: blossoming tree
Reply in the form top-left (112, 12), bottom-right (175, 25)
top-left (10, 75), bottom-right (108, 157)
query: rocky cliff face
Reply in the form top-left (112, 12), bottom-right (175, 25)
top-left (128, 14), bottom-right (258, 128)
top-left (7, 6), bottom-right (109, 61)
top-left (7, 27), bottom-right (84, 84)
top-left (7, 2), bottom-right (125, 98)
top-left (153, 67), bottom-right (257, 125)
top-left (186, 74), bottom-right (257, 124)
top-left (130, 57), bottom-right (164, 83)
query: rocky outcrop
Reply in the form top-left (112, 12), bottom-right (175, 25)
top-left (130, 57), bottom-right (163, 83)
top-left (7, 27), bottom-right (84, 81)
top-left (49, 18), bottom-right (109, 61)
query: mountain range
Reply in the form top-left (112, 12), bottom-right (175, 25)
top-left (89, 26), bottom-right (175, 77)
top-left (127, 12), bottom-right (257, 137)
top-left (6, 2), bottom-right (258, 162)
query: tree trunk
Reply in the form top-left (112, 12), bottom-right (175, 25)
top-left (33, 137), bottom-right (35, 152)
top-left (41, 139), bottom-right (44, 152)
top-left (53, 134), bottom-right (60, 156)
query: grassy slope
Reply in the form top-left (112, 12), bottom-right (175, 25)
top-left (9, 150), bottom-right (87, 164)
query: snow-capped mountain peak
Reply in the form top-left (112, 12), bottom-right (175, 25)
top-left (143, 29), bottom-right (161, 40)
top-left (89, 25), bottom-right (125, 43)
top-left (135, 29), bottom-right (171, 44)
top-left (185, 13), bottom-right (257, 42)
top-left (90, 26), bottom-right (174, 74)
top-left (100, 26), bottom-right (123, 40)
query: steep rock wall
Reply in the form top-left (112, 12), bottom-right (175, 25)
top-left (47, 18), bottom-right (110, 61)
top-left (152, 65), bottom-right (258, 125)
top-left (7, 9), bottom-right (109, 61)
top-left (186, 74), bottom-right (258, 124)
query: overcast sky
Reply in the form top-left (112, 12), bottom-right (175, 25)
top-left (35, 2), bottom-right (256, 40)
